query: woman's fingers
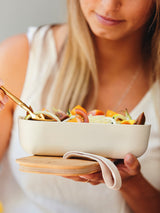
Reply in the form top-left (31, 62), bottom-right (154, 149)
top-left (79, 172), bottom-right (104, 184)
top-left (62, 154), bottom-right (141, 185)
top-left (0, 90), bottom-right (8, 104)
top-left (79, 173), bottom-right (104, 185)
top-left (62, 175), bottom-right (87, 182)
top-left (0, 80), bottom-right (9, 110)
top-left (0, 79), bottom-right (3, 86)
top-left (124, 153), bottom-right (141, 176)
top-left (62, 172), bottom-right (104, 185)
top-left (117, 153), bottom-right (141, 180)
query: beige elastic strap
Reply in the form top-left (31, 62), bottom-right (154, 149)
top-left (63, 151), bottom-right (122, 190)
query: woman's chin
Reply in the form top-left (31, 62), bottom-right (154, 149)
top-left (92, 29), bottom-right (125, 41)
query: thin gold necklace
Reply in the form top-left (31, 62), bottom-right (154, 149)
top-left (113, 69), bottom-right (140, 112)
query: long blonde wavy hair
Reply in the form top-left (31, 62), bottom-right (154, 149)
top-left (50, 0), bottom-right (160, 114)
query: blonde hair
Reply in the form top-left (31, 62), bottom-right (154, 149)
top-left (50, 0), bottom-right (160, 113)
top-left (50, 0), bottom-right (98, 111)
top-left (150, 0), bottom-right (160, 123)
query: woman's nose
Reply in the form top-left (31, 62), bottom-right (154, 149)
top-left (101, 0), bottom-right (121, 11)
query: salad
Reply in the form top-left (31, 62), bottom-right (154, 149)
top-left (24, 105), bottom-right (146, 125)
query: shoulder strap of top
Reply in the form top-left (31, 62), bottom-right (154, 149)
top-left (26, 26), bottom-right (38, 44)
top-left (21, 25), bottom-right (58, 111)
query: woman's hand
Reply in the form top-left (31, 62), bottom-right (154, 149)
top-left (62, 153), bottom-right (141, 186)
top-left (0, 79), bottom-right (8, 110)
top-left (116, 153), bottom-right (141, 182)
top-left (63, 171), bottom-right (104, 185)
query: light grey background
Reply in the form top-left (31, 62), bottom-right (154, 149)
top-left (0, 0), bottom-right (67, 42)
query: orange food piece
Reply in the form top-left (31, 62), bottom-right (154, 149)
top-left (121, 120), bottom-right (135, 125)
top-left (75, 108), bottom-right (89, 122)
top-left (106, 110), bottom-right (117, 117)
top-left (67, 115), bottom-right (84, 123)
top-left (67, 117), bottom-right (78, 122)
top-left (88, 109), bottom-right (105, 116)
top-left (41, 108), bottom-right (49, 111)
top-left (70, 105), bottom-right (87, 115)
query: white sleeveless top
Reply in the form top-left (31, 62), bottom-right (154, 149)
top-left (0, 26), bottom-right (160, 213)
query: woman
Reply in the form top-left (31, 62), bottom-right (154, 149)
top-left (0, 0), bottom-right (160, 212)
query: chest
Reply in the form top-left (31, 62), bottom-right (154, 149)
top-left (95, 76), bottom-right (149, 113)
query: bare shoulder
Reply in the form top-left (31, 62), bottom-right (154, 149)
top-left (52, 24), bottom-right (68, 54)
top-left (0, 34), bottom-right (29, 100)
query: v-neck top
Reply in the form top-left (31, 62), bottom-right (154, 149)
top-left (0, 26), bottom-right (160, 213)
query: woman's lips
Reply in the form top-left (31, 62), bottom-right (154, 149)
top-left (95, 13), bottom-right (125, 26)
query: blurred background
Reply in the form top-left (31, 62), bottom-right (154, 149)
top-left (0, 0), bottom-right (67, 42)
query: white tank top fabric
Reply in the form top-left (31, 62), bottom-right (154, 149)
top-left (0, 26), bottom-right (160, 213)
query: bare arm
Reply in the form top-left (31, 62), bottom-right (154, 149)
top-left (0, 24), bottom-right (67, 161)
top-left (120, 173), bottom-right (160, 213)
top-left (0, 34), bottom-right (29, 161)
top-left (119, 154), bottom-right (160, 213)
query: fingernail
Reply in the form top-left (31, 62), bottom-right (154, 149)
top-left (126, 154), bottom-right (135, 165)
top-left (3, 95), bottom-right (9, 104)
top-left (79, 176), bottom-right (88, 180)
top-left (0, 79), bottom-right (4, 86)
top-left (0, 104), bottom-right (4, 111)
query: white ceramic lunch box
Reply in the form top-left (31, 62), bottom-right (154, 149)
top-left (18, 118), bottom-right (151, 159)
